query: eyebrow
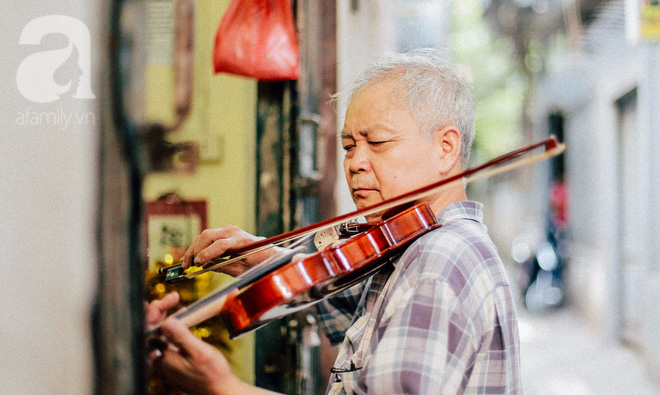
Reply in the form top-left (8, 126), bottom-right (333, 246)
top-left (339, 124), bottom-right (394, 139)
top-left (339, 130), bottom-right (367, 140)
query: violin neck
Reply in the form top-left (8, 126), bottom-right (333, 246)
top-left (175, 294), bottom-right (229, 328)
top-left (155, 246), bottom-right (305, 331)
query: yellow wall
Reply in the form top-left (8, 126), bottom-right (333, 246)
top-left (142, 0), bottom-right (256, 384)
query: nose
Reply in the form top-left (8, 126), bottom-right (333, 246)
top-left (346, 144), bottom-right (371, 174)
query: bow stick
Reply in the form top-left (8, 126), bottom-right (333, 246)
top-left (159, 136), bottom-right (565, 283)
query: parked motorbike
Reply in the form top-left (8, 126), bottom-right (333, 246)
top-left (512, 224), bottom-right (567, 312)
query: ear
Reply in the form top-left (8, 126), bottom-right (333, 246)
top-left (432, 125), bottom-right (462, 174)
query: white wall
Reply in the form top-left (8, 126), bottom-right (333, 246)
top-left (0, 1), bottom-right (101, 393)
top-left (639, 43), bottom-right (660, 384)
top-left (334, 0), bottom-right (396, 215)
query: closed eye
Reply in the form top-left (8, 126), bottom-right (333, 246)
top-left (368, 140), bottom-right (392, 147)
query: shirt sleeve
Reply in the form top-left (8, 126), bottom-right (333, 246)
top-left (315, 279), bottom-right (368, 345)
top-left (357, 275), bottom-right (478, 394)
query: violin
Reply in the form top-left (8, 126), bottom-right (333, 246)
top-left (221, 203), bottom-right (438, 337)
top-left (148, 136), bottom-right (565, 338)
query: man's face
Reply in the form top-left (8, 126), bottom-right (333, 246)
top-left (341, 80), bottom-right (444, 222)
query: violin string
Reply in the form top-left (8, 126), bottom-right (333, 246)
top-left (169, 235), bottom-right (316, 327)
top-left (183, 231), bottom-right (317, 280)
top-left (229, 233), bottom-right (314, 281)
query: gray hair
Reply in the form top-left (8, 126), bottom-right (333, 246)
top-left (341, 48), bottom-right (476, 167)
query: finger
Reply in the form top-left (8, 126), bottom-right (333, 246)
top-left (152, 346), bottom-right (193, 383)
top-left (181, 242), bottom-right (196, 269)
top-left (161, 318), bottom-right (216, 359)
top-left (154, 292), bottom-right (180, 312)
top-left (191, 229), bottom-right (235, 265)
top-left (195, 237), bottom-right (242, 266)
top-left (145, 292), bottom-right (180, 327)
top-left (147, 335), bottom-right (169, 353)
top-left (182, 230), bottom-right (219, 269)
top-left (209, 244), bottom-right (289, 275)
top-left (147, 347), bottom-right (163, 362)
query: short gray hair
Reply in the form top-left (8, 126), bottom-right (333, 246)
top-left (342, 48), bottom-right (476, 167)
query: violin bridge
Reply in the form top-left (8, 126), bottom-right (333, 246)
top-left (314, 226), bottom-right (340, 251)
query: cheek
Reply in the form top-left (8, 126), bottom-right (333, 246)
top-left (372, 163), bottom-right (401, 197)
top-left (379, 163), bottom-right (427, 198)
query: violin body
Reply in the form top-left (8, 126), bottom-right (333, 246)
top-left (220, 203), bottom-right (439, 338)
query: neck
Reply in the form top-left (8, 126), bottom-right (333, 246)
top-left (426, 163), bottom-right (468, 215)
top-left (427, 182), bottom-right (467, 215)
top-left (363, 182), bottom-right (467, 224)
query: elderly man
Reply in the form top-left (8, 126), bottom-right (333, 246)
top-left (148, 49), bottom-right (521, 394)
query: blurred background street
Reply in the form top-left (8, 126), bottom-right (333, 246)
top-left (519, 306), bottom-right (659, 394)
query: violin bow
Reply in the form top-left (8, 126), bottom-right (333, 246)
top-left (148, 136), bottom-right (565, 334)
top-left (160, 135), bottom-right (566, 282)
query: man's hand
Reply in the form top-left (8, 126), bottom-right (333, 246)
top-left (146, 293), bottom-right (278, 395)
top-left (152, 318), bottom-right (238, 395)
top-left (180, 226), bottom-right (277, 276)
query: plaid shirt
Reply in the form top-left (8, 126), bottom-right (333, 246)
top-left (316, 201), bottom-right (521, 394)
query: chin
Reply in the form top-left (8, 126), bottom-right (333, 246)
top-left (354, 199), bottom-right (379, 210)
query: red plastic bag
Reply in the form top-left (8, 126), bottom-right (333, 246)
top-left (213, 0), bottom-right (300, 80)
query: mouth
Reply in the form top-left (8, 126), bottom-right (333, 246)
top-left (352, 188), bottom-right (378, 199)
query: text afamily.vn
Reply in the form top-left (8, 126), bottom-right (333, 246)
top-left (15, 107), bottom-right (96, 129)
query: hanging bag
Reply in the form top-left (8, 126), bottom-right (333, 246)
top-left (213, 0), bottom-right (300, 80)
